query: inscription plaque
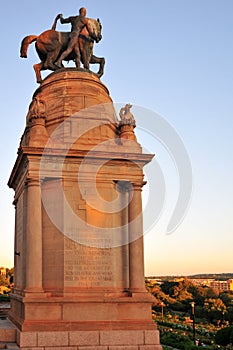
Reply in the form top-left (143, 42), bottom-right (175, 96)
top-left (64, 238), bottom-right (114, 287)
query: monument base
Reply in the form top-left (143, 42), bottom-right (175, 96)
top-left (15, 329), bottom-right (162, 349)
top-left (9, 292), bottom-right (162, 348)
top-left (1, 318), bottom-right (163, 349)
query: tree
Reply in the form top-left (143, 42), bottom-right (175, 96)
top-left (0, 275), bottom-right (8, 287)
top-left (215, 326), bottom-right (233, 346)
top-left (204, 287), bottom-right (219, 299)
top-left (225, 306), bottom-right (233, 325)
top-left (204, 298), bottom-right (226, 324)
top-left (220, 292), bottom-right (233, 307)
top-left (187, 284), bottom-right (206, 306)
top-left (160, 281), bottom-right (178, 297)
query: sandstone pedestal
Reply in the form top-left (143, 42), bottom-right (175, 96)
top-left (8, 69), bottom-right (162, 349)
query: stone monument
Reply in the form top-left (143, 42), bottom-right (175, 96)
top-left (7, 8), bottom-right (162, 349)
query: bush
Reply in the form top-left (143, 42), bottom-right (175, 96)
top-left (160, 332), bottom-right (198, 350)
top-left (0, 294), bottom-right (10, 302)
top-left (215, 326), bottom-right (233, 346)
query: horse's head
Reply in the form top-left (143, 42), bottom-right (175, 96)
top-left (87, 18), bottom-right (102, 43)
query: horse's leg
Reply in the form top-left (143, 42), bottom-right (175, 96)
top-left (45, 45), bottom-right (62, 71)
top-left (90, 55), bottom-right (105, 78)
top-left (33, 62), bottom-right (44, 84)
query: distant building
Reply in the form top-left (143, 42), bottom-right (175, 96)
top-left (191, 278), bottom-right (233, 291)
top-left (210, 279), bottom-right (233, 292)
top-left (191, 279), bottom-right (214, 287)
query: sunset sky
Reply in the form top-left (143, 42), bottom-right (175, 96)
top-left (0, 0), bottom-right (232, 276)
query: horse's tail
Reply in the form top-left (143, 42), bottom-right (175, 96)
top-left (20, 35), bottom-right (38, 58)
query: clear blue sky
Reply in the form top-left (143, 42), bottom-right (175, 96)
top-left (0, 0), bottom-right (232, 275)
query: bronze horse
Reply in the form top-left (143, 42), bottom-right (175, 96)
top-left (20, 16), bottom-right (105, 83)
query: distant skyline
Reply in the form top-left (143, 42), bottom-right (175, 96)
top-left (0, 0), bottom-right (233, 275)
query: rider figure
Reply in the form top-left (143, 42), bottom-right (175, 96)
top-left (55, 7), bottom-right (92, 68)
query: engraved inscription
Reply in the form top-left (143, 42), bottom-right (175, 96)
top-left (64, 238), bottom-right (114, 286)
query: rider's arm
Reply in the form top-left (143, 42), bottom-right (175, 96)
top-left (60, 15), bottom-right (72, 24)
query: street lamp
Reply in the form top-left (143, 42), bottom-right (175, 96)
top-left (190, 301), bottom-right (196, 345)
top-left (160, 302), bottom-right (165, 320)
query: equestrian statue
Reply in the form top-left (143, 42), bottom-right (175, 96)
top-left (20, 7), bottom-right (105, 83)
